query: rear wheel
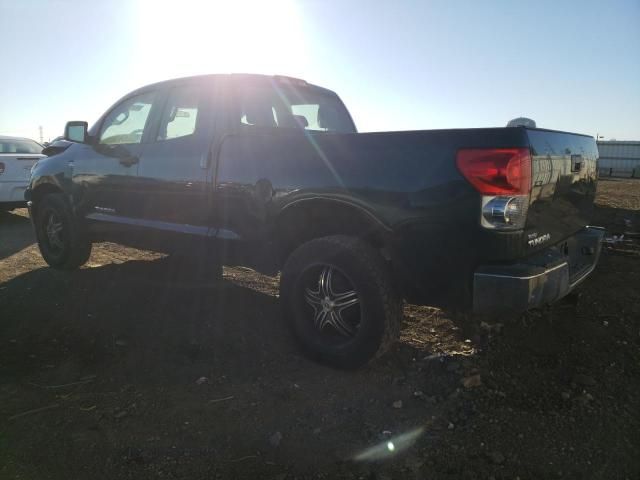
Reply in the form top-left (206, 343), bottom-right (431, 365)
top-left (34, 193), bottom-right (92, 270)
top-left (280, 235), bottom-right (402, 369)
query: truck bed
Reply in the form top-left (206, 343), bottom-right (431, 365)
top-left (216, 126), bottom-right (598, 260)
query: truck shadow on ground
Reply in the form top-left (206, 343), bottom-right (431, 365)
top-left (0, 254), bottom-right (474, 387)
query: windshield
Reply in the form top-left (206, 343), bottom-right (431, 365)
top-left (0, 138), bottom-right (42, 154)
top-left (236, 83), bottom-right (356, 134)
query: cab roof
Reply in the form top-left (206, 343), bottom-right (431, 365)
top-left (128, 73), bottom-right (337, 97)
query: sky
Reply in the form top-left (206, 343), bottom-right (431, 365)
top-left (1, 0), bottom-right (639, 142)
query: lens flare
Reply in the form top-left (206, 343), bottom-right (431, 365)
top-left (353, 427), bottom-right (424, 462)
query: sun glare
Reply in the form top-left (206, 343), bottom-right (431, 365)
top-left (135, 0), bottom-right (306, 82)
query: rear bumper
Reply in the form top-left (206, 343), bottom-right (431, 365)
top-left (473, 226), bottom-right (604, 315)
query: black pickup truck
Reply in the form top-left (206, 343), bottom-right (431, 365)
top-left (27, 74), bottom-right (603, 368)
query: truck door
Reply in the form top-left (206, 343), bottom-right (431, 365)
top-left (133, 81), bottom-right (217, 247)
top-left (74, 90), bottom-right (158, 228)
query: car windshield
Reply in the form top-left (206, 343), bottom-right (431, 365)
top-left (236, 82), bottom-right (356, 134)
top-left (0, 138), bottom-right (42, 154)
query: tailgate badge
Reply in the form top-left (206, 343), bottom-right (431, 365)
top-left (528, 233), bottom-right (551, 247)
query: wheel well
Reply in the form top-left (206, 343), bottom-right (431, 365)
top-left (30, 184), bottom-right (63, 215)
top-left (275, 200), bottom-right (391, 265)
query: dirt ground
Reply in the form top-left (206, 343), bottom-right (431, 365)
top-left (1, 179), bottom-right (639, 480)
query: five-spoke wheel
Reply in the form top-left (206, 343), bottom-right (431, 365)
top-left (280, 235), bottom-right (402, 369)
top-left (304, 266), bottom-right (360, 339)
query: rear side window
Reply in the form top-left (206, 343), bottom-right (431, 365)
top-left (99, 91), bottom-right (156, 145)
top-left (0, 139), bottom-right (42, 154)
top-left (156, 86), bottom-right (201, 141)
top-left (236, 83), bottom-right (356, 133)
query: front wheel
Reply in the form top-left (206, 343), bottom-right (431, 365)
top-left (34, 193), bottom-right (92, 270)
top-left (280, 235), bottom-right (402, 369)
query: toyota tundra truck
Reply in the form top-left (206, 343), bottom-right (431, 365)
top-left (26, 74), bottom-right (603, 368)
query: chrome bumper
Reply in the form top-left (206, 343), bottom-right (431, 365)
top-left (473, 227), bottom-right (604, 315)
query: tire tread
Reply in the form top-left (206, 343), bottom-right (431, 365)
top-left (35, 193), bottom-right (92, 270)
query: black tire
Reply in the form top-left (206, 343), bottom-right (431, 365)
top-left (280, 235), bottom-right (402, 369)
top-left (34, 193), bottom-right (92, 270)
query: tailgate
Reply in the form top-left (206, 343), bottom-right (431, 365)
top-left (524, 129), bottom-right (598, 253)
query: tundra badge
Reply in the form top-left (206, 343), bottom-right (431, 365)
top-left (528, 233), bottom-right (551, 247)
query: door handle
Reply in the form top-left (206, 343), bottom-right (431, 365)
top-left (119, 156), bottom-right (139, 167)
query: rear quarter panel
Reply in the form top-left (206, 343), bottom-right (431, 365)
top-left (215, 128), bottom-right (532, 235)
top-left (217, 130), bottom-right (469, 231)
top-left (215, 127), bottom-right (531, 303)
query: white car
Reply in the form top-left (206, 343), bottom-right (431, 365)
top-left (0, 135), bottom-right (45, 211)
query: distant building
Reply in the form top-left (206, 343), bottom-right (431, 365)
top-left (597, 140), bottom-right (640, 178)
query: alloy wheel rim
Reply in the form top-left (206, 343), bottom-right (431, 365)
top-left (303, 266), bottom-right (360, 338)
top-left (45, 211), bottom-right (64, 252)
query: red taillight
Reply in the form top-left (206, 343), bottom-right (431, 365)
top-left (456, 148), bottom-right (532, 195)
top-left (0, 162), bottom-right (4, 175)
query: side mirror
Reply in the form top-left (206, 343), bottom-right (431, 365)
top-left (64, 121), bottom-right (89, 143)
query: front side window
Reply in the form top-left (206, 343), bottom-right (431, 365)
top-left (99, 91), bottom-right (155, 145)
top-left (237, 83), bottom-right (356, 133)
top-left (157, 86), bottom-right (200, 141)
